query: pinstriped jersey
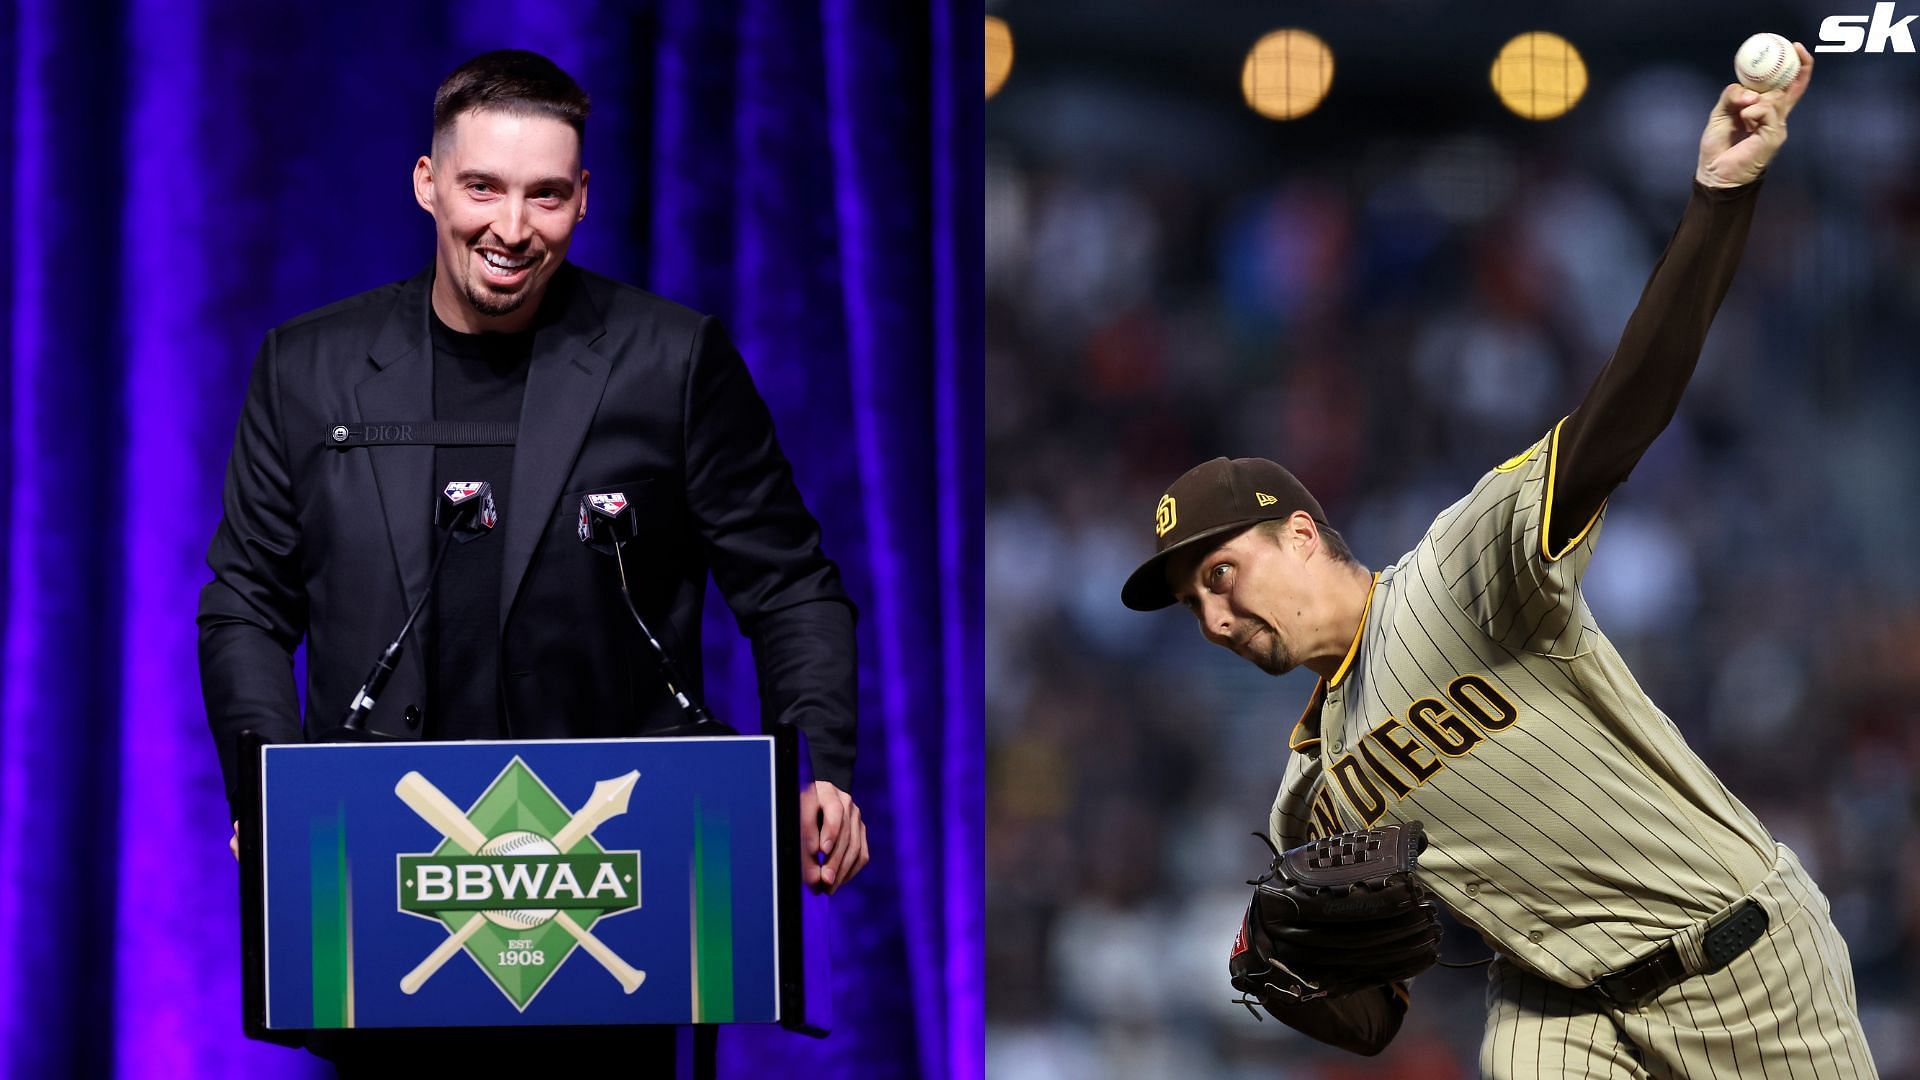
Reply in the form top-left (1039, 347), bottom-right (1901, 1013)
top-left (1268, 420), bottom-right (1776, 988)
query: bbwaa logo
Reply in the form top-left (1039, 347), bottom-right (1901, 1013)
top-left (1818, 2), bottom-right (1917, 51)
top-left (443, 481), bottom-right (484, 504)
top-left (587, 492), bottom-right (629, 516)
top-left (394, 759), bottom-right (645, 1010)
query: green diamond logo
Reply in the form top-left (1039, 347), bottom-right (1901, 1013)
top-left (392, 758), bottom-right (645, 1010)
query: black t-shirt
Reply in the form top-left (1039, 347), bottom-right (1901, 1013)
top-left (428, 309), bottom-right (532, 740)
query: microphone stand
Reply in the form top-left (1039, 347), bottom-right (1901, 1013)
top-left (338, 527), bottom-right (460, 739)
top-left (609, 538), bottom-right (736, 736)
top-left (338, 481), bottom-right (494, 741)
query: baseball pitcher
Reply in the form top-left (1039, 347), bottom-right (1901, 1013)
top-left (1123, 42), bottom-right (1877, 1076)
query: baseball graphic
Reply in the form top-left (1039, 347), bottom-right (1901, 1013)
top-left (1735, 33), bottom-right (1799, 93)
top-left (396, 769), bottom-right (644, 996)
top-left (478, 830), bottom-right (561, 929)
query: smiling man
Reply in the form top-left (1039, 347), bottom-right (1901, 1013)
top-left (199, 50), bottom-right (866, 1072)
top-left (416, 71), bottom-right (584, 332)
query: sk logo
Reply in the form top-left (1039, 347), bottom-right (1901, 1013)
top-left (1155, 494), bottom-right (1178, 538)
top-left (394, 759), bottom-right (645, 1010)
top-left (1255, 492), bottom-right (1278, 508)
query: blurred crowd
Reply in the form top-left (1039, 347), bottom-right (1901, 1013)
top-left (987, 53), bottom-right (1920, 1078)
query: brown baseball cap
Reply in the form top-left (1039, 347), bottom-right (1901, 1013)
top-left (1120, 457), bottom-right (1328, 611)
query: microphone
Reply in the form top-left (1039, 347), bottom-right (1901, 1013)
top-left (577, 491), bottom-right (638, 550)
top-left (340, 481), bottom-right (498, 736)
top-left (578, 492), bottom-right (734, 734)
top-left (438, 481), bottom-right (498, 538)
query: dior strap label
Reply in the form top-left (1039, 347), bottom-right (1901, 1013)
top-left (325, 421), bottom-right (518, 448)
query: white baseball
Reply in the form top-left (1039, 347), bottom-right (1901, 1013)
top-left (1735, 33), bottom-right (1799, 93)
top-left (477, 830), bottom-right (560, 929)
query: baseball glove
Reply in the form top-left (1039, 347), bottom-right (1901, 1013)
top-left (1229, 821), bottom-right (1442, 1015)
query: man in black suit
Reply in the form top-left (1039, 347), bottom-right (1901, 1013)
top-left (201, 50), bottom-right (869, 903)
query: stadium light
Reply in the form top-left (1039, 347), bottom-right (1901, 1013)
top-left (987, 16), bottom-right (1014, 99)
top-left (1241, 29), bottom-right (1334, 121)
top-left (1491, 32), bottom-right (1587, 120)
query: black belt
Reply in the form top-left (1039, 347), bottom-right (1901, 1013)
top-left (1591, 898), bottom-right (1769, 1009)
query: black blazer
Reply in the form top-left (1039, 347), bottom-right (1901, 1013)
top-left (198, 264), bottom-right (857, 817)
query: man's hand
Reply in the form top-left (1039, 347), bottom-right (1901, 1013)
top-left (1697, 42), bottom-right (1811, 188)
top-left (800, 781), bottom-right (869, 894)
top-left (231, 821), bottom-right (239, 862)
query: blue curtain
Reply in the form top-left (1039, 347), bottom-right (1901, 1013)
top-left (0, 1), bottom-right (981, 1076)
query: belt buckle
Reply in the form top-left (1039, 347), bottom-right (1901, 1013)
top-left (1595, 940), bottom-right (1687, 1009)
top-left (1595, 956), bottom-right (1667, 1009)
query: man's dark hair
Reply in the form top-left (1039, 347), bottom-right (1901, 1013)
top-left (433, 49), bottom-right (590, 156)
top-left (1259, 516), bottom-right (1357, 565)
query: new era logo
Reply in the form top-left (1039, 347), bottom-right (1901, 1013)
top-left (1255, 492), bottom-right (1278, 507)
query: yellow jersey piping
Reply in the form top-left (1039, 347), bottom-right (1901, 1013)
top-left (1542, 416), bottom-right (1605, 564)
top-left (1327, 573), bottom-right (1380, 689)
top-left (1288, 680), bottom-right (1326, 752)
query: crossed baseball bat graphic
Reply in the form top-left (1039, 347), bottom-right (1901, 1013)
top-left (395, 769), bottom-right (646, 995)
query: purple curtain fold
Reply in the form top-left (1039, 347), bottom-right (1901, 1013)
top-left (931, 4), bottom-right (984, 1076)
top-left (0, 2), bottom-right (981, 1076)
top-left (4, 2), bottom-right (128, 1078)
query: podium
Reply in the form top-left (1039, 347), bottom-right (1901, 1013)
top-left (235, 727), bottom-right (828, 1045)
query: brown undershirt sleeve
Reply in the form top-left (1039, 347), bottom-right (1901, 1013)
top-left (1551, 180), bottom-right (1762, 552)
